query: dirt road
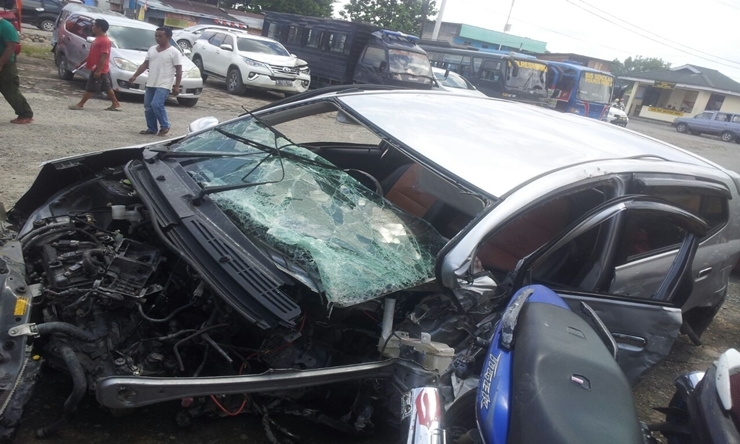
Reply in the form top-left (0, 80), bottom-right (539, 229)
top-left (3, 38), bottom-right (740, 444)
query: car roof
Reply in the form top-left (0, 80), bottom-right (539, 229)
top-left (332, 91), bottom-right (721, 198)
top-left (62, 4), bottom-right (155, 29)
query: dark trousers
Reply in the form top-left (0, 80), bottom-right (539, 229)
top-left (0, 62), bottom-right (33, 119)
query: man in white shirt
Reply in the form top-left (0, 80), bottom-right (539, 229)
top-left (129, 27), bottom-right (182, 136)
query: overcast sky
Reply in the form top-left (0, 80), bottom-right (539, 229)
top-left (335, 0), bottom-right (740, 81)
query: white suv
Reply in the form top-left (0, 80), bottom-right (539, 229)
top-left (172, 25), bottom-right (248, 51)
top-left (190, 30), bottom-right (310, 96)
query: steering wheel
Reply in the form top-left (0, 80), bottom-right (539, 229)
top-left (343, 169), bottom-right (384, 195)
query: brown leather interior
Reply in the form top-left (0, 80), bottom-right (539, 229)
top-left (477, 197), bottom-right (573, 271)
top-left (384, 164), bottom-right (438, 218)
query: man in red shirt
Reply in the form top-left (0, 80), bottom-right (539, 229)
top-left (68, 19), bottom-right (121, 111)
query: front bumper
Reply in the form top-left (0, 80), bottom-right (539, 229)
top-left (110, 70), bottom-right (204, 98)
top-left (609, 117), bottom-right (629, 126)
top-left (240, 66), bottom-right (310, 93)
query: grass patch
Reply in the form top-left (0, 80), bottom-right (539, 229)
top-left (20, 44), bottom-right (53, 60)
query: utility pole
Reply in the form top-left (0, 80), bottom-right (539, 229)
top-left (498, 0), bottom-right (515, 50)
top-left (431, 0), bottom-right (448, 40)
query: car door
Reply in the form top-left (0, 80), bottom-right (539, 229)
top-left (202, 32), bottom-right (226, 73)
top-left (473, 59), bottom-right (504, 98)
top-left (63, 15), bottom-right (94, 70)
top-left (690, 111), bottom-right (716, 132)
top-left (212, 33), bottom-right (235, 77)
top-left (508, 195), bottom-right (709, 385)
top-left (712, 112), bottom-right (732, 137)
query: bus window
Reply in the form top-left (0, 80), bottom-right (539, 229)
top-left (472, 57), bottom-right (484, 75)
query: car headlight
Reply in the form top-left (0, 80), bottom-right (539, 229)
top-left (112, 57), bottom-right (139, 72)
top-left (243, 58), bottom-right (268, 70)
top-left (185, 67), bottom-right (201, 78)
top-left (298, 65), bottom-right (310, 75)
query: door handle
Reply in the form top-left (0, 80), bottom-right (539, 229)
top-left (696, 267), bottom-right (713, 280)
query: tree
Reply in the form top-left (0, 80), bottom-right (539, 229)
top-left (611, 56), bottom-right (671, 77)
top-left (339, 0), bottom-right (437, 36)
top-left (223, 0), bottom-right (333, 17)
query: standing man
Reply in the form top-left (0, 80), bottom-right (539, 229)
top-left (69, 19), bottom-right (121, 111)
top-left (0, 15), bottom-right (33, 124)
top-left (129, 27), bottom-right (181, 136)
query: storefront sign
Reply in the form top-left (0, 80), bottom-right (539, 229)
top-left (583, 72), bottom-right (614, 87)
top-left (164, 12), bottom-right (196, 28)
top-left (647, 106), bottom-right (684, 116)
top-left (654, 81), bottom-right (676, 89)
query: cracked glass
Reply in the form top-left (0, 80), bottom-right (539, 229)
top-left (173, 116), bottom-right (447, 306)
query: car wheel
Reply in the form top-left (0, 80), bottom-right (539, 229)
top-left (177, 97), bottom-right (198, 107)
top-left (192, 56), bottom-right (208, 81)
top-left (57, 55), bottom-right (74, 80)
top-left (676, 123), bottom-right (688, 133)
top-left (720, 131), bottom-right (735, 143)
top-left (177, 39), bottom-right (191, 51)
top-left (39, 19), bottom-right (55, 32)
top-left (226, 68), bottom-right (246, 95)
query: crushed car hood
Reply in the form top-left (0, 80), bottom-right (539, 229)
top-left (237, 51), bottom-right (305, 67)
top-left (112, 48), bottom-right (197, 70)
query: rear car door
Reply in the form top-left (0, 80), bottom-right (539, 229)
top-left (212, 32), bottom-right (234, 77)
top-left (202, 32), bottom-right (226, 73)
top-left (473, 59), bottom-right (504, 97)
top-left (63, 15), bottom-right (94, 69)
top-left (508, 196), bottom-right (709, 385)
top-left (193, 30), bottom-right (216, 70)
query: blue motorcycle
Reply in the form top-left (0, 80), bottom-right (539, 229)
top-left (403, 284), bottom-right (656, 444)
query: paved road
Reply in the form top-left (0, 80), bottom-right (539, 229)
top-left (628, 119), bottom-right (740, 174)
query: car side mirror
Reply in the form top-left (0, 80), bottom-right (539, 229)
top-left (379, 61), bottom-right (387, 72)
top-left (86, 36), bottom-right (95, 43)
top-left (220, 44), bottom-right (233, 51)
top-left (291, 53), bottom-right (297, 58)
top-left (188, 116), bottom-right (219, 134)
top-left (183, 49), bottom-right (191, 56)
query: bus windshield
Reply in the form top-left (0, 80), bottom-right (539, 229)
top-left (388, 50), bottom-right (432, 77)
top-left (576, 72), bottom-right (613, 104)
top-left (508, 60), bottom-right (547, 92)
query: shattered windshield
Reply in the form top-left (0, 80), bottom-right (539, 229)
top-left (172, 116), bottom-right (447, 306)
top-left (507, 60), bottom-right (547, 94)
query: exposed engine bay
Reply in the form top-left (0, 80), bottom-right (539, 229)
top-left (0, 164), bottom-right (495, 442)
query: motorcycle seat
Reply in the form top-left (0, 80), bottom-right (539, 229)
top-left (507, 300), bottom-right (644, 444)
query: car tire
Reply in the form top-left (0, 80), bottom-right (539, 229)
top-left (177, 39), bottom-right (191, 51)
top-left (720, 131), bottom-right (735, 142)
top-left (226, 67), bottom-right (246, 95)
top-left (38, 19), bottom-right (55, 32)
top-left (57, 55), bottom-right (74, 80)
top-left (177, 97), bottom-right (198, 107)
top-left (192, 56), bottom-right (208, 81)
top-left (676, 122), bottom-right (688, 133)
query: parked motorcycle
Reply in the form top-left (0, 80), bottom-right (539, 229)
top-left (651, 348), bottom-right (740, 443)
top-left (404, 284), bottom-right (656, 444)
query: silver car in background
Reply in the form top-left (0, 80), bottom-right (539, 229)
top-left (53, 4), bottom-right (204, 107)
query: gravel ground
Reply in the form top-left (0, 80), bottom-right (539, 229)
top-left (3, 32), bottom-right (740, 444)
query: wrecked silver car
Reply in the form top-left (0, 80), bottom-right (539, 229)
top-left (1, 88), bottom-right (739, 440)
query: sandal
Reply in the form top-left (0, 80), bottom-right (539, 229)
top-left (105, 106), bottom-right (122, 112)
top-left (157, 128), bottom-right (170, 136)
top-left (139, 129), bottom-right (156, 135)
top-left (68, 104), bottom-right (84, 110)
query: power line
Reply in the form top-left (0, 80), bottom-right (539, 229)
top-left (564, 0), bottom-right (740, 69)
top-left (574, 0), bottom-right (740, 67)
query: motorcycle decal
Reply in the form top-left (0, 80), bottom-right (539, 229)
top-left (480, 352), bottom-right (500, 409)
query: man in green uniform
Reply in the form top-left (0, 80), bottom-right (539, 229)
top-left (0, 16), bottom-right (33, 124)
